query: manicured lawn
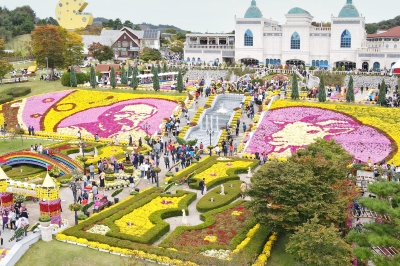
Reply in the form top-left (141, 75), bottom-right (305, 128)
top-left (5, 164), bottom-right (46, 180)
top-left (16, 240), bottom-right (155, 266)
top-left (268, 233), bottom-right (296, 266)
top-left (6, 34), bottom-right (31, 56)
top-left (0, 139), bottom-right (57, 155)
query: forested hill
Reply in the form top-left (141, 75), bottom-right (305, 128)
top-left (366, 15), bottom-right (400, 34)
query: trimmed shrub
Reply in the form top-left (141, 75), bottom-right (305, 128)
top-left (3, 87), bottom-right (31, 97)
top-left (1, 165), bottom-right (12, 172)
top-left (61, 72), bottom-right (90, 87)
top-left (0, 95), bottom-right (14, 104)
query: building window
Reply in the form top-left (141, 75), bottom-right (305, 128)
top-left (312, 60), bottom-right (316, 67)
top-left (386, 44), bottom-right (389, 49)
top-left (395, 44), bottom-right (398, 49)
top-left (385, 38), bottom-right (391, 41)
top-left (266, 59), bottom-right (270, 65)
top-left (118, 41), bottom-right (121, 47)
top-left (122, 41), bottom-right (129, 47)
top-left (244, 29), bottom-right (253, 46)
top-left (394, 39), bottom-right (399, 42)
top-left (291, 32), bottom-right (300, 50)
top-left (340, 30), bottom-right (351, 48)
top-left (316, 60), bottom-right (320, 67)
top-left (373, 62), bottom-right (380, 69)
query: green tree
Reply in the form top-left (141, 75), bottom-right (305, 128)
top-left (121, 66), bottom-right (127, 85)
top-left (89, 65), bottom-right (96, 88)
top-left (346, 76), bottom-right (355, 102)
top-left (165, 28), bottom-right (177, 34)
top-left (318, 75), bottom-right (326, 102)
top-left (58, 29), bottom-right (84, 68)
top-left (123, 20), bottom-right (133, 29)
top-left (377, 79), bottom-right (387, 105)
top-left (114, 18), bottom-right (123, 30)
top-left (291, 72), bottom-right (299, 99)
top-left (177, 70), bottom-right (184, 93)
top-left (0, 60), bottom-right (13, 83)
top-left (170, 40), bottom-right (184, 54)
top-left (70, 66), bottom-right (77, 87)
top-left (248, 139), bottom-right (353, 231)
top-left (157, 64), bottom-right (161, 74)
top-left (139, 47), bottom-right (162, 62)
top-left (110, 66), bottom-right (116, 89)
top-left (162, 61), bottom-right (168, 73)
top-left (133, 25), bottom-right (142, 30)
top-left (0, 38), bottom-right (5, 55)
top-left (131, 66), bottom-right (138, 90)
top-left (348, 182), bottom-right (400, 266)
top-left (286, 216), bottom-right (352, 266)
top-left (152, 67), bottom-right (160, 91)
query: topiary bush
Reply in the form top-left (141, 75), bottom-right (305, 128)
top-left (0, 95), bottom-right (14, 104)
top-left (3, 87), bottom-right (31, 97)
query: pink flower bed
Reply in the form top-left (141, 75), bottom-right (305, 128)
top-left (57, 98), bottom-right (177, 138)
top-left (22, 90), bottom-right (74, 130)
top-left (246, 107), bottom-right (392, 162)
top-left (329, 88), bottom-right (360, 100)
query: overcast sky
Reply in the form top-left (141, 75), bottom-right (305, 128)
top-left (3, 0), bottom-right (398, 32)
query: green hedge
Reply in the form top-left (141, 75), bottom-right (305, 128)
top-left (61, 72), bottom-right (90, 87)
top-left (0, 95), bottom-right (14, 104)
top-left (63, 188), bottom-right (196, 244)
top-left (1, 165), bottom-right (12, 172)
top-left (196, 180), bottom-right (243, 212)
top-left (3, 87), bottom-right (31, 97)
top-left (167, 156), bottom-right (257, 191)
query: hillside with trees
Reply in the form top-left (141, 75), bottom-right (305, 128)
top-left (0, 6), bottom-right (36, 42)
top-left (365, 15), bottom-right (400, 34)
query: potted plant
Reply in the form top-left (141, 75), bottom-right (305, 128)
top-left (81, 202), bottom-right (94, 217)
top-left (111, 188), bottom-right (123, 204)
top-left (38, 215), bottom-right (51, 227)
top-left (69, 203), bottom-right (82, 225)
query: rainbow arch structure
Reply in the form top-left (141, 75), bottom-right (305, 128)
top-left (0, 151), bottom-right (81, 176)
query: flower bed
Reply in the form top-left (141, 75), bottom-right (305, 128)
top-left (167, 156), bottom-right (257, 190)
top-left (196, 180), bottom-right (243, 212)
top-left (2, 90), bottom-right (185, 141)
top-left (246, 100), bottom-right (396, 164)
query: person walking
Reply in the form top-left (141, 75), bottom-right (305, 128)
top-left (164, 154), bottom-right (170, 169)
top-left (99, 171), bottom-right (105, 193)
top-left (199, 178), bottom-right (206, 195)
top-left (242, 122), bottom-right (247, 132)
top-left (89, 163), bottom-right (95, 180)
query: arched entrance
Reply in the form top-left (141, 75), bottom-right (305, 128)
top-left (286, 59), bottom-right (305, 66)
top-left (362, 62), bottom-right (369, 71)
top-left (335, 61), bottom-right (356, 71)
top-left (373, 62), bottom-right (380, 70)
top-left (240, 58), bottom-right (259, 66)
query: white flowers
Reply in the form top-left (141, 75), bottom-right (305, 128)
top-left (87, 225), bottom-right (111, 235)
top-left (201, 249), bottom-right (232, 259)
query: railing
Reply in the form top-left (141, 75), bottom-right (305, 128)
top-left (264, 27), bottom-right (282, 32)
top-left (357, 47), bottom-right (382, 52)
top-left (186, 45), bottom-right (235, 49)
top-left (3, 56), bottom-right (34, 62)
top-left (311, 27), bottom-right (331, 31)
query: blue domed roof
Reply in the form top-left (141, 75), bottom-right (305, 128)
top-left (338, 0), bottom-right (360, 18)
top-left (244, 0), bottom-right (263, 18)
top-left (288, 7), bottom-right (310, 15)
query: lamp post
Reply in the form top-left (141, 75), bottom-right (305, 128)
top-left (45, 57), bottom-right (49, 82)
top-left (206, 128), bottom-right (214, 156)
top-left (80, 140), bottom-right (87, 175)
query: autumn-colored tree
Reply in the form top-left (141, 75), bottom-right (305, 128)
top-left (58, 28), bottom-right (84, 68)
top-left (0, 38), bottom-right (5, 56)
top-left (88, 42), bottom-right (114, 63)
top-left (286, 216), bottom-right (352, 266)
top-left (248, 139), bottom-right (353, 231)
top-left (32, 25), bottom-right (65, 71)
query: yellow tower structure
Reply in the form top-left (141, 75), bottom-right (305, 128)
top-left (55, 0), bottom-right (94, 30)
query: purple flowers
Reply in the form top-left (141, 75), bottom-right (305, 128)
top-left (246, 107), bottom-right (392, 162)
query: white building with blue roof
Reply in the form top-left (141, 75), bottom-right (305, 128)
top-left (184, 0), bottom-right (400, 71)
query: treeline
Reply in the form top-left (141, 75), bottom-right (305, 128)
top-left (365, 15), bottom-right (400, 34)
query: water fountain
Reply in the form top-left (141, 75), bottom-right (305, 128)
top-left (216, 103), bottom-right (228, 114)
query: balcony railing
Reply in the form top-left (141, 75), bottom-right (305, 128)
top-left (185, 44), bottom-right (235, 49)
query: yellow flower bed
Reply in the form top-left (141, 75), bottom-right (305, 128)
top-left (115, 196), bottom-right (185, 237)
top-left (271, 100), bottom-right (400, 164)
top-left (232, 223), bottom-right (260, 253)
top-left (253, 232), bottom-right (278, 266)
top-left (193, 161), bottom-right (253, 184)
top-left (43, 90), bottom-right (185, 131)
top-left (83, 145), bottom-right (125, 164)
top-left (231, 211), bottom-right (242, 216)
top-left (204, 235), bottom-right (217, 242)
